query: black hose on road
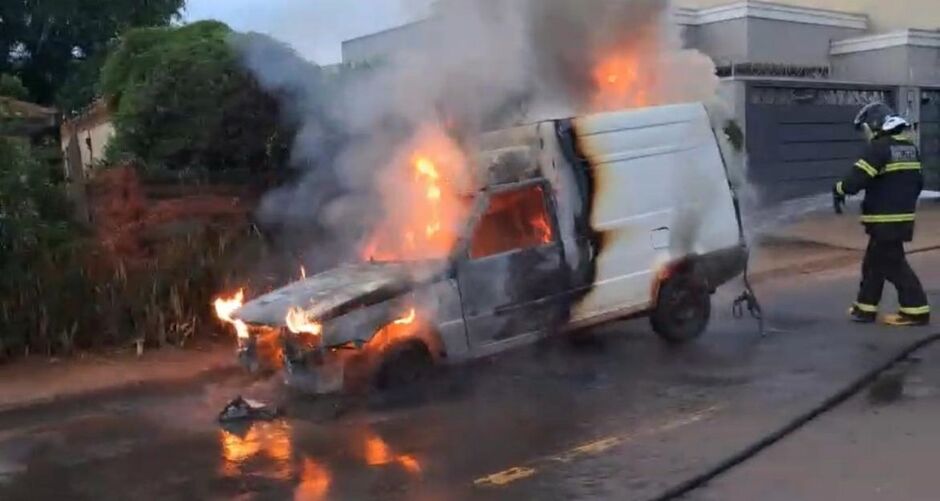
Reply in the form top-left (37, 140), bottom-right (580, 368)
top-left (648, 330), bottom-right (940, 501)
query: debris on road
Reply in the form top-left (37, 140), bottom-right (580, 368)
top-left (217, 396), bottom-right (283, 423)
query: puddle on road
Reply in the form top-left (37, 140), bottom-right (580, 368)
top-left (217, 419), bottom-right (422, 499)
top-left (219, 421), bottom-right (295, 480)
top-left (363, 431), bottom-right (423, 474)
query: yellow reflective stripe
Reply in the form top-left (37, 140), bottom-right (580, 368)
top-left (855, 303), bottom-right (879, 313)
top-left (835, 181), bottom-right (845, 196)
top-left (892, 134), bottom-right (912, 142)
top-left (860, 213), bottom-right (916, 223)
top-left (855, 160), bottom-right (878, 177)
top-left (900, 306), bottom-right (930, 315)
top-left (883, 162), bottom-right (921, 173)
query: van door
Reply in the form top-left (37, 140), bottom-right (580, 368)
top-left (456, 183), bottom-right (567, 354)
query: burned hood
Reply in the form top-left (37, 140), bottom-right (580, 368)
top-left (234, 262), bottom-right (440, 327)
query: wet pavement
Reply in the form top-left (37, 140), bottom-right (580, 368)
top-left (1, 251), bottom-right (939, 501)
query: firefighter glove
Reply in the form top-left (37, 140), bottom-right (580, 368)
top-left (832, 185), bottom-right (846, 214)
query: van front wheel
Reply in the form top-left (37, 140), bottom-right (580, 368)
top-left (651, 272), bottom-right (711, 344)
top-left (374, 340), bottom-right (434, 390)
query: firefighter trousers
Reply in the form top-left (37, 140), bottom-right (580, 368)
top-left (856, 238), bottom-right (929, 316)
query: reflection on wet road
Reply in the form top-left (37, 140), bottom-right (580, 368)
top-left (216, 419), bottom-right (424, 500)
top-left (219, 419), bottom-right (335, 500)
top-left (363, 432), bottom-right (423, 475)
top-left (219, 421), bottom-right (296, 481)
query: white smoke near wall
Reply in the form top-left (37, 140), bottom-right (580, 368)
top-left (235, 0), bottom-right (724, 268)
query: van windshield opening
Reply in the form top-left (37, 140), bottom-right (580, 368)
top-left (470, 185), bottom-right (554, 260)
top-left (363, 194), bottom-right (475, 263)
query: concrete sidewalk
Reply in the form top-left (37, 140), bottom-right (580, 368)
top-left (764, 200), bottom-right (940, 252)
top-left (0, 342), bottom-right (238, 414)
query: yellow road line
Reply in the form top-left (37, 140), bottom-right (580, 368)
top-left (473, 405), bottom-right (723, 488)
top-left (473, 466), bottom-right (537, 487)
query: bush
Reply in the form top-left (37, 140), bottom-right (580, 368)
top-left (0, 139), bottom-right (273, 359)
top-left (0, 138), bottom-right (82, 355)
top-left (0, 74), bottom-right (29, 100)
top-left (101, 21), bottom-right (291, 174)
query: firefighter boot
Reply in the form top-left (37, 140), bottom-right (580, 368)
top-left (848, 305), bottom-right (877, 324)
top-left (882, 312), bottom-right (930, 327)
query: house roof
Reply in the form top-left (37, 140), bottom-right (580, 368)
top-left (0, 97), bottom-right (57, 120)
top-left (0, 97), bottom-right (58, 137)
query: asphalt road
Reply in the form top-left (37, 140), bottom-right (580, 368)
top-left (1, 251), bottom-right (939, 501)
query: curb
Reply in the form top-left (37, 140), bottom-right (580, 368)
top-left (748, 243), bottom-right (940, 286)
top-left (0, 364), bottom-right (244, 421)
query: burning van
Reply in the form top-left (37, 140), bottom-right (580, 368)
top-left (227, 101), bottom-right (748, 394)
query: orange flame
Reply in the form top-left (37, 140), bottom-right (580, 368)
top-left (285, 307), bottom-right (322, 337)
top-left (368, 308), bottom-right (422, 353)
top-left (295, 457), bottom-right (331, 500)
top-left (362, 125), bottom-right (470, 262)
top-left (393, 308), bottom-right (417, 325)
top-left (531, 212), bottom-right (553, 245)
top-left (592, 52), bottom-right (650, 111)
top-left (214, 289), bottom-right (249, 340)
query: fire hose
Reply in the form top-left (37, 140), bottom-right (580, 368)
top-left (732, 255), bottom-right (764, 337)
top-left (729, 192), bottom-right (765, 337)
top-left (647, 329), bottom-right (940, 501)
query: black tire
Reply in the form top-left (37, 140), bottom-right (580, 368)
top-left (651, 270), bottom-right (711, 344)
top-left (374, 340), bottom-right (434, 390)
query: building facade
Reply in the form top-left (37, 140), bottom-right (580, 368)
top-left (342, 0), bottom-right (940, 199)
top-left (60, 99), bottom-right (115, 184)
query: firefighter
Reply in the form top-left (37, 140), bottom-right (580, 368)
top-left (833, 102), bottom-right (930, 326)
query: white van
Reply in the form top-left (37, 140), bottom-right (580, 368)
top-left (234, 101), bottom-right (748, 393)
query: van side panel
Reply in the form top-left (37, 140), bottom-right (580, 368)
top-left (567, 103), bottom-right (741, 322)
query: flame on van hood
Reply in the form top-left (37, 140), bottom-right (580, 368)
top-left (233, 262), bottom-right (439, 327)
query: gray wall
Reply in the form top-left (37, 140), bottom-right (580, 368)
top-left (746, 19), bottom-right (862, 66)
top-left (831, 46), bottom-right (912, 84)
top-left (342, 21), bottom-right (426, 64)
top-left (695, 19), bottom-right (749, 64)
top-left (694, 18), bottom-right (862, 66)
top-left (831, 45), bottom-right (940, 87)
top-left (908, 46), bottom-right (940, 86)
top-left (679, 24), bottom-right (698, 50)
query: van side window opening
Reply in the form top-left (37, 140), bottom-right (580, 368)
top-left (470, 185), bottom-right (554, 259)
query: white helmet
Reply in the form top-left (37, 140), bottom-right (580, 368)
top-left (882, 115), bottom-right (910, 133)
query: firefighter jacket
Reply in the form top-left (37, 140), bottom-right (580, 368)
top-left (836, 133), bottom-right (924, 242)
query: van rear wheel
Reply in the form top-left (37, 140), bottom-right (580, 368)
top-left (651, 271), bottom-right (711, 344)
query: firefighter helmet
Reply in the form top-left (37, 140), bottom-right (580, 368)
top-left (882, 115), bottom-right (911, 133)
top-left (854, 102), bottom-right (909, 139)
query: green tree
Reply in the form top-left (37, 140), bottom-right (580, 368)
top-left (0, 74), bottom-right (29, 100)
top-left (0, 0), bottom-right (183, 107)
top-left (101, 21), bottom-right (292, 174)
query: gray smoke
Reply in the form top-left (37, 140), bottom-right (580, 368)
top-left (235, 0), bottom-right (722, 267)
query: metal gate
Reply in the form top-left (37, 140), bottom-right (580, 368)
top-left (920, 89), bottom-right (940, 190)
top-left (746, 83), bottom-right (896, 204)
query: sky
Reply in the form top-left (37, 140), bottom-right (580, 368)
top-left (183, 0), bottom-right (433, 65)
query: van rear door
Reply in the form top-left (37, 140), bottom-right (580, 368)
top-left (455, 182), bottom-right (567, 354)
